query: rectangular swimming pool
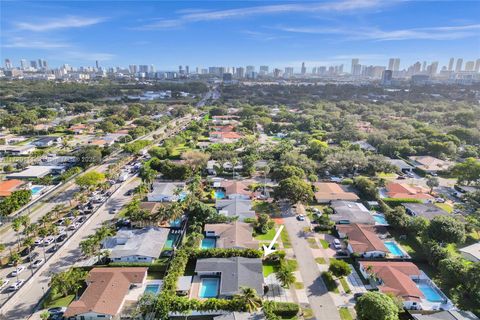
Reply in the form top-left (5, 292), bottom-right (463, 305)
top-left (214, 190), bottom-right (225, 199)
top-left (373, 214), bottom-right (388, 225)
top-left (384, 241), bottom-right (404, 256)
top-left (199, 278), bottom-right (219, 298)
top-left (165, 232), bottom-right (180, 249)
top-left (31, 186), bottom-right (44, 196)
top-left (201, 238), bottom-right (216, 249)
top-left (417, 283), bottom-right (444, 302)
top-left (144, 284), bottom-right (160, 295)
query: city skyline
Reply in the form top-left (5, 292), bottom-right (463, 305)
top-left (1, 1), bottom-right (479, 68)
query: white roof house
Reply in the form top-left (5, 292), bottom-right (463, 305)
top-left (147, 182), bottom-right (185, 202)
top-left (6, 165), bottom-right (65, 179)
top-left (459, 242), bottom-right (480, 263)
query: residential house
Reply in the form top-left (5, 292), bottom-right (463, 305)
top-left (313, 182), bottom-right (359, 204)
top-left (216, 198), bottom-right (256, 221)
top-left (412, 310), bottom-right (479, 320)
top-left (0, 145), bottom-right (36, 156)
top-left (64, 267), bottom-right (148, 320)
top-left (359, 261), bottom-right (453, 311)
top-left (209, 131), bottom-right (244, 143)
top-left (204, 222), bottom-right (259, 249)
top-left (408, 156), bottom-right (453, 174)
top-left (385, 182), bottom-right (434, 202)
top-left (211, 115), bottom-right (240, 125)
top-left (220, 180), bottom-right (252, 199)
top-left (0, 179), bottom-right (28, 197)
top-left (147, 182), bottom-right (185, 202)
top-left (69, 123), bottom-right (91, 134)
top-left (102, 227), bottom-right (169, 263)
top-left (336, 224), bottom-right (388, 258)
top-left (6, 165), bottom-right (65, 179)
top-left (194, 257), bottom-right (264, 298)
top-left (31, 136), bottom-right (61, 147)
top-left (352, 140), bottom-right (377, 152)
top-left (214, 313), bottom-right (265, 320)
top-left (89, 139), bottom-right (114, 147)
top-left (330, 201), bottom-right (375, 225)
top-left (459, 242), bottom-right (480, 263)
top-left (386, 158), bottom-right (414, 173)
top-left (402, 203), bottom-right (450, 221)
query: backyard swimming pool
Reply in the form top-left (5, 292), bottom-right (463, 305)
top-left (201, 238), bottom-right (216, 249)
top-left (372, 214), bottom-right (388, 225)
top-left (30, 186), bottom-right (44, 196)
top-left (417, 283), bottom-right (444, 302)
top-left (199, 278), bottom-right (219, 298)
top-left (384, 241), bottom-right (404, 256)
top-left (165, 232), bottom-right (180, 249)
top-left (214, 190), bottom-right (226, 199)
top-left (144, 284), bottom-right (160, 295)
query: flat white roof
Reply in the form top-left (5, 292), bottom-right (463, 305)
top-left (459, 242), bottom-right (480, 259)
top-left (7, 166), bottom-right (64, 179)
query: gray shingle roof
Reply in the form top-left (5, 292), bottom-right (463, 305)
top-left (195, 257), bottom-right (263, 296)
top-left (215, 312), bottom-right (265, 320)
top-left (412, 310), bottom-right (479, 320)
top-left (216, 199), bottom-right (256, 221)
top-left (102, 227), bottom-right (169, 259)
top-left (330, 201), bottom-right (375, 224)
top-left (402, 203), bottom-right (449, 220)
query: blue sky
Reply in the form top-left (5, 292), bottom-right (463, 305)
top-left (1, 1), bottom-right (479, 71)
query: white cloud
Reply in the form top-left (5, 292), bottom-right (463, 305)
top-left (16, 16), bottom-right (105, 32)
top-left (3, 37), bottom-right (70, 49)
top-left (141, 0), bottom-right (386, 30)
top-left (275, 24), bottom-right (480, 41)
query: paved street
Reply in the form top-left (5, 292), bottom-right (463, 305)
top-left (282, 206), bottom-right (340, 320)
top-left (0, 175), bottom-right (140, 319)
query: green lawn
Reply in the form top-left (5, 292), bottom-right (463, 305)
top-left (263, 263), bottom-right (277, 277)
top-left (435, 203), bottom-right (453, 213)
top-left (147, 271), bottom-right (164, 280)
top-left (339, 307), bottom-right (353, 320)
top-left (315, 257), bottom-right (327, 264)
top-left (319, 239), bottom-right (330, 249)
top-left (339, 277), bottom-right (351, 293)
top-left (255, 227), bottom-right (277, 241)
top-left (42, 294), bottom-right (75, 309)
top-left (281, 228), bottom-right (292, 248)
top-left (253, 201), bottom-right (280, 216)
top-left (377, 172), bottom-right (398, 180)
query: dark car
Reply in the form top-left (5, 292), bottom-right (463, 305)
top-left (56, 234), bottom-right (68, 243)
top-left (335, 250), bottom-right (349, 257)
top-left (25, 252), bottom-right (40, 262)
top-left (46, 246), bottom-right (58, 254)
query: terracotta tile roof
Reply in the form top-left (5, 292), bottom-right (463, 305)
top-left (313, 182), bottom-right (359, 202)
top-left (204, 221), bottom-right (259, 249)
top-left (386, 182), bottom-right (434, 200)
top-left (361, 261), bottom-right (423, 301)
top-left (64, 267), bottom-right (147, 318)
top-left (0, 179), bottom-right (25, 197)
top-left (336, 224), bottom-right (387, 254)
top-left (210, 131), bottom-right (243, 139)
top-left (221, 180), bottom-right (251, 196)
top-left (212, 125), bottom-right (235, 132)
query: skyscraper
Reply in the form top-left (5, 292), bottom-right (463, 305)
top-left (351, 59), bottom-right (359, 73)
top-left (30, 60), bottom-right (37, 69)
top-left (129, 65), bottom-right (138, 74)
top-left (388, 58), bottom-right (395, 71)
top-left (284, 67), bottom-right (294, 77)
top-left (448, 58), bottom-right (454, 71)
top-left (96, 60), bottom-right (99, 69)
top-left (235, 67), bottom-right (245, 78)
top-left (429, 61), bottom-right (439, 75)
top-left (4, 59), bottom-right (12, 69)
top-left (475, 59), bottom-right (480, 73)
top-left (455, 59), bottom-right (463, 72)
top-left (185, 65), bottom-right (189, 74)
top-left (246, 65), bottom-right (255, 74)
top-left (20, 59), bottom-right (28, 70)
top-left (301, 62), bottom-right (306, 75)
top-left (393, 58), bottom-right (400, 72)
top-left (259, 65), bottom-right (269, 75)
top-left (465, 61), bottom-right (475, 72)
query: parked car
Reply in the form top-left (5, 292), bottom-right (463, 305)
top-left (406, 172), bottom-right (415, 178)
top-left (34, 238), bottom-right (44, 246)
top-left (43, 236), bottom-right (55, 246)
top-left (56, 233), bottom-right (68, 243)
top-left (10, 266), bottom-right (25, 277)
top-left (336, 250), bottom-right (349, 257)
top-left (25, 252), bottom-right (40, 262)
top-left (48, 307), bottom-right (67, 315)
top-left (109, 208), bottom-right (118, 215)
top-left (435, 198), bottom-right (446, 203)
top-left (296, 215), bottom-right (306, 221)
top-left (7, 280), bottom-right (24, 291)
top-left (332, 239), bottom-right (342, 249)
top-left (0, 279), bottom-right (9, 290)
top-left (31, 259), bottom-right (45, 268)
top-left (46, 246), bottom-right (58, 254)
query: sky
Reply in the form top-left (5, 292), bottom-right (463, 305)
top-left (1, 0), bottom-right (480, 71)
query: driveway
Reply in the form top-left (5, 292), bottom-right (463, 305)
top-left (282, 204), bottom-right (340, 320)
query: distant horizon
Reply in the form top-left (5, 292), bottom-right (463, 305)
top-left (1, 1), bottom-right (479, 70)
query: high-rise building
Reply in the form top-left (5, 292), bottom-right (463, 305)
top-left (388, 58), bottom-right (395, 71)
top-left (185, 65), bottom-right (189, 74)
top-left (4, 59), bottom-right (12, 69)
top-left (150, 65), bottom-right (156, 73)
top-left (382, 70), bottom-right (393, 85)
top-left (139, 65), bottom-right (149, 73)
top-left (465, 61), bottom-right (475, 72)
top-left (475, 59), bottom-right (480, 73)
top-left (96, 60), bottom-right (99, 69)
top-left (352, 64), bottom-right (362, 76)
top-left (235, 67), bottom-right (245, 78)
top-left (20, 59), bottom-right (28, 70)
top-left (259, 65), bottom-right (269, 75)
top-left (284, 67), bottom-right (294, 77)
top-left (178, 65), bottom-right (183, 74)
top-left (455, 59), bottom-right (463, 72)
top-left (246, 65), bottom-right (255, 74)
top-left (301, 62), bottom-right (306, 75)
top-left (30, 60), bottom-right (37, 69)
top-left (448, 58), bottom-right (454, 71)
top-left (129, 65), bottom-right (138, 74)
top-left (273, 68), bottom-right (282, 78)
top-left (429, 61), bottom-right (439, 75)
top-left (351, 59), bottom-right (359, 73)
top-left (393, 58), bottom-right (400, 72)
top-left (422, 61), bottom-right (427, 72)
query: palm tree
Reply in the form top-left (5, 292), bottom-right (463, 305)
top-left (9, 252), bottom-right (21, 282)
top-left (234, 287), bottom-right (262, 312)
top-left (275, 266), bottom-right (296, 288)
top-left (11, 217), bottom-right (23, 250)
top-left (23, 236), bottom-right (35, 276)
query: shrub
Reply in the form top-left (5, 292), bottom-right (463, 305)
top-left (382, 198), bottom-right (423, 207)
top-left (263, 301), bottom-right (299, 318)
top-left (341, 178), bottom-right (353, 185)
top-left (192, 248), bottom-right (263, 259)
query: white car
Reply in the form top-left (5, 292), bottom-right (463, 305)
top-left (31, 259), bottom-right (45, 269)
top-left (435, 198), bottom-right (446, 203)
top-left (0, 279), bottom-right (9, 290)
top-left (10, 266), bottom-right (25, 277)
top-left (332, 239), bottom-right (342, 250)
top-left (34, 238), bottom-right (44, 246)
top-left (7, 280), bottom-right (24, 292)
top-left (43, 236), bottom-right (55, 246)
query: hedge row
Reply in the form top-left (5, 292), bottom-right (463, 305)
top-left (108, 261), bottom-right (168, 272)
top-left (192, 248), bottom-right (263, 259)
top-left (382, 198), bottom-right (423, 207)
top-left (264, 301), bottom-right (300, 318)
